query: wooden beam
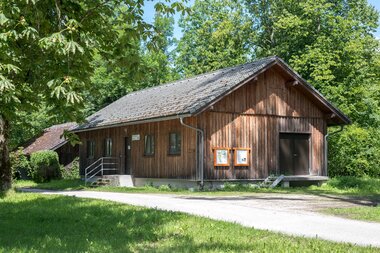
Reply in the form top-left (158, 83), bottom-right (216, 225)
top-left (249, 76), bottom-right (258, 84)
top-left (325, 113), bottom-right (336, 119)
top-left (285, 80), bottom-right (299, 88)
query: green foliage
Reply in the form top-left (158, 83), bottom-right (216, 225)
top-left (329, 126), bottom-right (380, 177)
top-left (87, 13), bottom-right (178, 113)
top-left (60, 157), bottom-right (80, 180)
top-left (177, 0), bottom-right (380, 177)
top-left (29, 151), bottom-right (61, 183)
top-left (158, 184), bottom-right (172, 191)
top-left (247, 0), bottom-right (380, 128)
top-left (176, 0), bottom-right (254, 76)
top-left (9, 105), bottom-right (56, 149)
top-left (0, 0), bottom-right (188, 190)
top-left (9, 148), bottom-right (30, 180)
top-left (326, 176), bottom-right (380, 194)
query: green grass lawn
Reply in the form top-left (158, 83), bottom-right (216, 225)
top-left (323, 206), bottom-right (380, 223)
top-left (14, 176), bottom-right (380, 198)
top-left (0, 190), bottom-right (378, 253)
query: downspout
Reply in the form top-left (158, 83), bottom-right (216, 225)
top-left (179, 117), bottom-right (204, 188)
top-left (324, 125), bottom-right (344, 177)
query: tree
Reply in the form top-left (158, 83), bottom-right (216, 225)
top-left (0, 0), bottom-right (187, 191)
top-left (141, 13), bottom-right (179, 86)
top-left (87, 12), bottom-right (178, 113)
top-left (176, 0), bottom-right (254, 76)
top-left (248, 0), bottom-right (380, 126)
top-left (247, 0), bottom-right (380, 177)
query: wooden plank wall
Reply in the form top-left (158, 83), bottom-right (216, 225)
top-left (56, 143), bottom-right (79, 167)
top-left (78, 118), bottom-right (197, 179)
top-left (79, 67), bottom-right (328, 180)
top-left (197, 68), bottom-right (327, 180)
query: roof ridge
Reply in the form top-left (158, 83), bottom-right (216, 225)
top-left (130, 55), bottom-right (278, 95)
top-left (102, 56), bottom-right (278, 100)
top-left (46, 122), bottom-right (76, 130)
top-left (76, 56), bottom-right (294, 131)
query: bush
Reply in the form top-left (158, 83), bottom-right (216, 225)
top-left (328, 125), bottom-right (380, 177)
top-left (61, 157), bottom-right (80, 180)
top-left (9, 148), bottom-right (31, 180)
top-left (158, 184), bottom-right (172, 191)
top-left (325, 176), bottom-right (380, 195)
top-left (29, 150), bottom-right (61, 183)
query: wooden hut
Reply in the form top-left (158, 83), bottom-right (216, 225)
top-left (74, 56), bottom-right (350, 187)
top-left (23, 122), bottom-right (79, 166)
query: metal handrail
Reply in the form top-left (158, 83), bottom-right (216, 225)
top-left (84, 157), bottom-right (119, 185)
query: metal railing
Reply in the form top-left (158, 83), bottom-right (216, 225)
top-left (84, 157), bottom-right (119, 185)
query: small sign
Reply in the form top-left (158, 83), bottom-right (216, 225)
top-left (131, 134), bottom-right (140, 141)
top-left (213, 147), bottom-right (230, 167)
top-left (233, 148), bottom-right (250, 166)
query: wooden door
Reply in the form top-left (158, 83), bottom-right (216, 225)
top-left (124, 137), bottom-right (131, 175)
top-left (279, 133), bottom-right (310, 175)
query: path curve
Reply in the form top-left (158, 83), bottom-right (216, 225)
top-left (22, 189), bottom-right (380, 247)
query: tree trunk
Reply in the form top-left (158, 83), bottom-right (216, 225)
top-left (0, 115), bottom-right (11, 191)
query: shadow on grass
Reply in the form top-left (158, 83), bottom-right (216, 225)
top-left (0, 193), bottom-right (259, 252)
top-left (0, 194), bottom-right (172, 252)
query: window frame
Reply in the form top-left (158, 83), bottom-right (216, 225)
top-left (86, 140), bottom-right (95, 159)
top-left (144, 134), bottom-right (155, 157)
top-left (104, 138), bottom-right (113, 157)
top-left (168, 132), bottom-right (181, 155)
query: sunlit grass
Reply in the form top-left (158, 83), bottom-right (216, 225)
top-left (0, 191), bottom-right (378, 252)
top-left (323, 206), bottom-right (380, 223)
top-left (14, 176), bottom-right (380, 198)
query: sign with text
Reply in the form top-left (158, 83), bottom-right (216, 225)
top-left (213, 147), bottom-right (230, 167)
top-left (131, 134), bottom-right (140, 141)
top-left (233, 148), bottom-right (250, 166)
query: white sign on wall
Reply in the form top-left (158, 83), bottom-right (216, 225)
top-left (132, 134), bottom-right (140, 141)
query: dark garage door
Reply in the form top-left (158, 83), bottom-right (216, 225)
top-left (279, 133), bottom-right (310, 175)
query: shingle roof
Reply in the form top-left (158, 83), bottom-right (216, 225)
top-left (23, 122), bottom-right (77, 154)
top-left (75, 56), bottom-right (350, 131)
top-left (76, 57), bottom-right (276, 130)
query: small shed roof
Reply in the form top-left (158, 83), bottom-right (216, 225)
top-left (75, 56), bottom-right (350, 131)
top-left (23, 122), bottom-right (77, 154)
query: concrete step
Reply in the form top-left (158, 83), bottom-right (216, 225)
top-left (89, 175), bottom-right (134, 187)
top-left (117, 175), bottom-right (134, 187)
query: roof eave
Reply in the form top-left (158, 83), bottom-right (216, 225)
top-left (72, 113), bottom-right (193, 133)
top-left (272, 57), bottom-right (351, 126)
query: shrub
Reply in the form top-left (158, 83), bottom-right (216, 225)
top-left (158, 184), bottom-right (172, 191)
top-left (9, 148), bottom-right (31, 180)
top-left (328, 125), bottom-right (380, 177)
top-left (29, 150), bottom-right (61, 183)
top-left (326, 176), bottom-right (380, 194)
top-left (61, 157), bottom-right (80, 179)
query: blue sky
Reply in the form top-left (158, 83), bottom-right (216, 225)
top-left (368, 0), bottom-right (380, 38)
top-left (143, 0), bottom-right (380, 39)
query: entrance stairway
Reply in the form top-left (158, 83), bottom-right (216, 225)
top-left (84, 157), bottom-right (119, 185)
top-left (262, 175), bottom-right (285, 188)
top-left (84, 157), bottom-right (134, 187)
top-left (89, 175), bottom-right (134, 187)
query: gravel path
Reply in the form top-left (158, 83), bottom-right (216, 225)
top-left (22, 189), bottom-right (380, 247)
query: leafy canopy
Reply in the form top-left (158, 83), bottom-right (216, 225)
top-left (0, 0), bottom-right (187, 122)
top-left (0, 0), bottom-right (188, 190)
top-left (176, 0), bottom-right (254, 76)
